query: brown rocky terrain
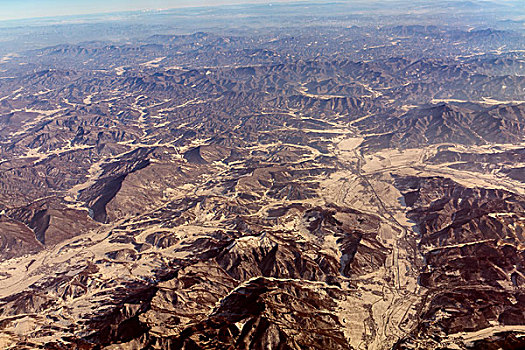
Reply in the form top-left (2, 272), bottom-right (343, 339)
top-left (394, 176), bottom-right (525, 349)
top-left (0, 1), bottom-right (524, 349)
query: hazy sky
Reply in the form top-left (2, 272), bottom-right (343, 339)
top-left (1, 1), bottom-right (517, 22)
top-left (0, 0), bottom-right (304, 21)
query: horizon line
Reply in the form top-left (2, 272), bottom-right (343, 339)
top-left (0, 0), bottom-right (317, 23)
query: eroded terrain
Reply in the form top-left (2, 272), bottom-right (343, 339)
top-left (0, 1), bottom-right (524, 349)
